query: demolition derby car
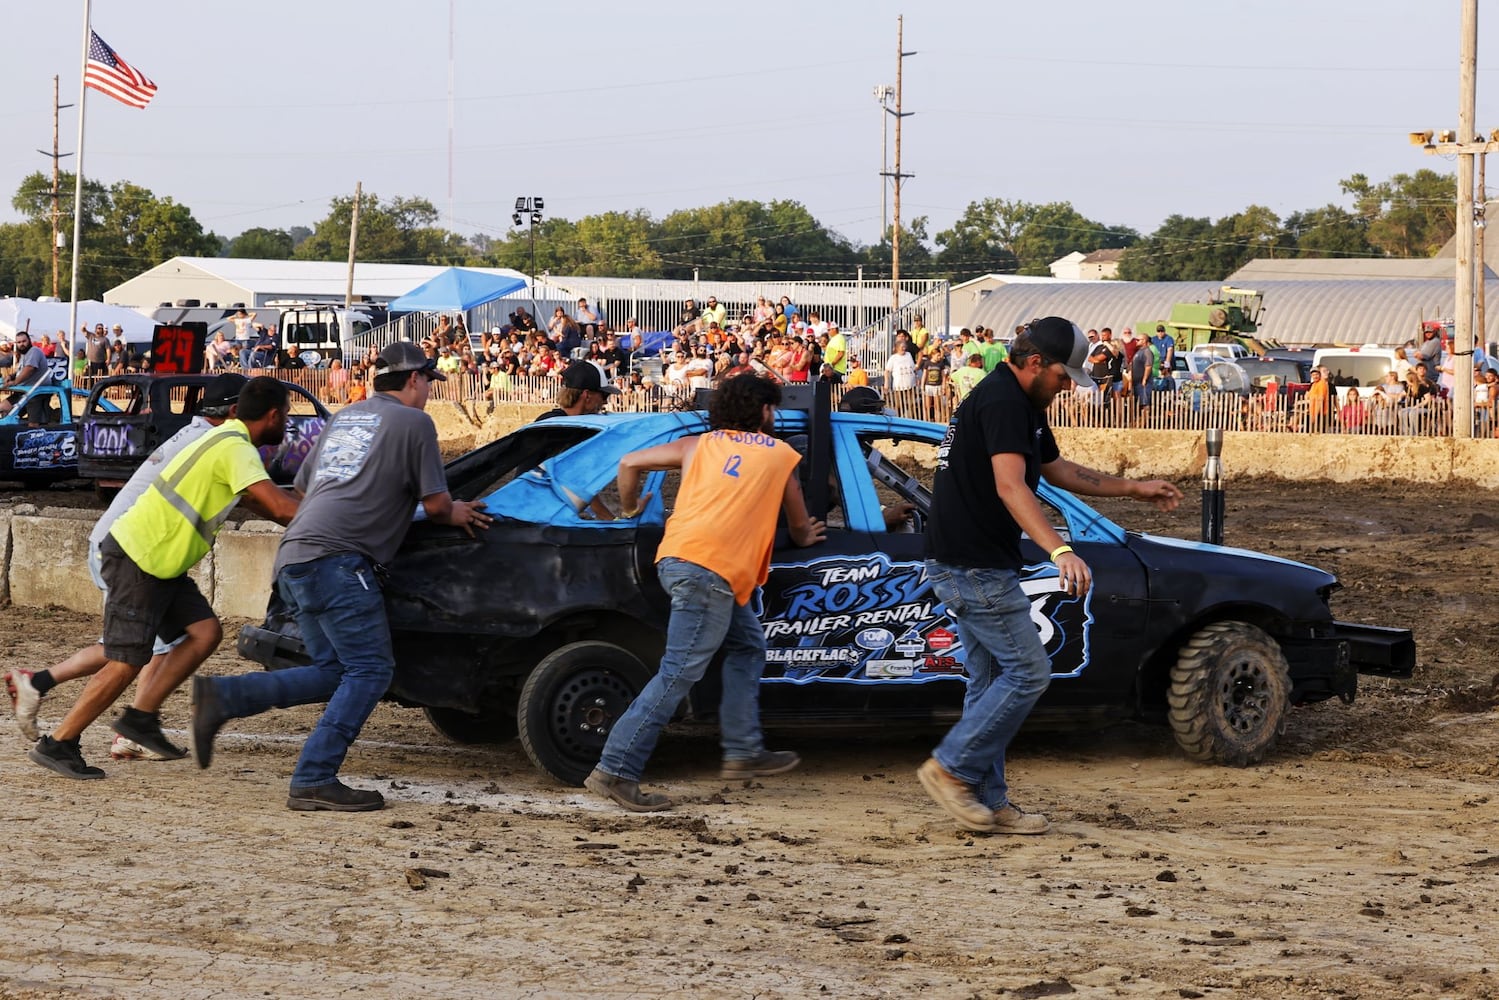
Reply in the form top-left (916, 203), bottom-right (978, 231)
top-left (0, 382), bottom-right (119, 487)
top-left (239, 385), bottom-right (1414, 786)
top-left (78, 374), bottom-right (331, 489)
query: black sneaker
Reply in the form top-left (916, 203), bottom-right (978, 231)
top-left (28, 736), bottom-right (106, 780)
top-left (189, 676), bottom-right (228, 770)
top-left (110, 711), bottom-right (187, 761)
top-left (286, 780), bottom-right (385, 812)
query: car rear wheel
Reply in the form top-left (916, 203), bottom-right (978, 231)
top-left (422, 706), bottom-right (518, 745)
top-left (518, 641), bottom-right (651, 786)
top-left (1168, 620), bottom-right (1290, 766)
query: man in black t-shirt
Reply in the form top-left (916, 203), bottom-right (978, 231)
top-left (676, 299), bottom-right (702, 336)
top-left (917, 317), bottom-right (1182, 837)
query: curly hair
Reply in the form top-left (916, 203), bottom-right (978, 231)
top-left (709, 373), bottom-right (781, 431)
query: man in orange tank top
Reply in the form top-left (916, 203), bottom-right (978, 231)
top-left (586, 375), bottom-right (826, 811)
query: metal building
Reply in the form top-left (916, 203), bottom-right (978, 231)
top-left (964, 278), bottom-right (1499, 347)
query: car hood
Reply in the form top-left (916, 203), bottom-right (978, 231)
top-left (1126, 532), bottom-right (1338, 623)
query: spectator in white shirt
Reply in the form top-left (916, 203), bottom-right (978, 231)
top-left (884, 339), bottom-right (918, 392)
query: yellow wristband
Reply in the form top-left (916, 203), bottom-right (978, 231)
top-left (1049, 544), bottom-right (1073, 562)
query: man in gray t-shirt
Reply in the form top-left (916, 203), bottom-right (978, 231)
top-left (192, 341), bottom-right (492, 813)
top-left (3, 331), bottom-right (53, 421)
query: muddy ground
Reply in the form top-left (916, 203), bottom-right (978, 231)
top-left (3, 478), bottom-right (1499, 1000)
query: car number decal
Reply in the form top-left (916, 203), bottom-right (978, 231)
top-left (758, 553), bottom-right (1094, 684)
top-left (12, 429), bottom-right (76, 470)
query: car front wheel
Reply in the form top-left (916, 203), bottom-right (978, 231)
top-left (1168, 620), bottom-right (1291, 766)
top-left (518, 641), bottom-right (651, 786)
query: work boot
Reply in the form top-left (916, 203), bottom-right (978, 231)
top-left (111, 709), bottom-right (187, 761)
top-left (286, 780), bottom-right (385, 812)
top-left (28, 736), bottom-right (105, 780)
top-left (584, 768), bottom-right (673, 812)
top-left (720, 749), bottom-right (801, 779)
top-left (992, 802), bottom-right (1051, 836)
top-left (916, 757), bottom-right (994, 832)
top-left (189, 676), bottom-right (229, 769)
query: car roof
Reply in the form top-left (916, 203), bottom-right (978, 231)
top-left (477, 409), bottom-right (1126, 544)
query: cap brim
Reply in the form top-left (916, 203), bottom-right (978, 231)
top-left (1064, 365), bottom-right (1093, 388)
top-left (598, 385), bottom-right (622, 395)
top-left (424, 364), bottom-right (447, 381)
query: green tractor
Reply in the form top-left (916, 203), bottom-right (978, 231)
top-left (1137, 286), bottom-right (1266, 354)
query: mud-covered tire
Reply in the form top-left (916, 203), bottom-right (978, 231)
top-left (1168, 620), bottom-right (1290, 766)
top-left (518, 641), bottom-right (651, 786)
top-left (422, 706), bottom-right (518, 745)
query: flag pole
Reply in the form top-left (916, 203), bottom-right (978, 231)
top-left (66, 0), bottom-right (92, 372)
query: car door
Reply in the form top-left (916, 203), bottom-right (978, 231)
top-left (756, 414), bottom-right (1149, 720)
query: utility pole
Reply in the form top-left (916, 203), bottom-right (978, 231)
top-left (37, 76), bottom-right (75, 298)
top-left (447, 0), bottom-right (455, 228)
top-left (1410, 0), bottom-right (1491, 438)
top-left (882, 15), bottom-right (916, 319)
top-left (873, 84), bottom-right (894, 238)
top-left (345, 181), bottom-right (362, 312)
top-left (1479, 152), bottom-right (1488, 353)
top-left (1455, 0), bottom-right (1477, 438)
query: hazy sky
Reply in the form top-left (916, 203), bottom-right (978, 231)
top-left (1, 0), bottom-right (1495, 253)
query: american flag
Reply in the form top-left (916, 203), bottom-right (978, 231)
top-left (84, 30), bottom-right (157, 109)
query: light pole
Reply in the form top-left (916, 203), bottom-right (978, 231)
top-left (513, 195), bottom-right (544, 317)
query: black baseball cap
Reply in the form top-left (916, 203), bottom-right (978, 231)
top-left (1026, 317), bottom-right (1093, 387)
top-left (561, 361), bottom-right (620, 395)
top-left (376, 340), bottom-right (445, 381)
top-left (200, 372), bottom-right (248, 413)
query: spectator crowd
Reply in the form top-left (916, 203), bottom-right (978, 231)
top-left (3, 303), bottom-right (1494, 438)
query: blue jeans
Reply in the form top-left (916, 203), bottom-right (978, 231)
top-left (596, 557), bottom-right (767, 781)
top-left (212, 552), bottom-right (394, 789)
top-left (925, 560), bottom-right (1052, 810)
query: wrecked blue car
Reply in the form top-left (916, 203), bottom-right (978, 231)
top-left (238, 386), bottom-right (1414, 785)
top-left (0, 382), bottom-right (119, 487)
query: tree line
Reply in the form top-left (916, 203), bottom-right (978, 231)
top-left (0, 168), bottom-right (1458, 300)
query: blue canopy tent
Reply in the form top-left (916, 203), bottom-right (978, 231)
top-left (388, 268), bottom-right (528, 313)
top-left (621, 328), bottom-right (674, 355)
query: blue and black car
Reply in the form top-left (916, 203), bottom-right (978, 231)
top-left (0, 382), bottom-right (119, 487)
top-left (238, 385), bottom-right (1414, 785)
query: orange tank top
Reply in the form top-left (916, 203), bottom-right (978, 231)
top-left (657, 429), bottom-right (801, 604)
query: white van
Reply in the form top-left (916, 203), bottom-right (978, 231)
top-left (1311, 347), bottom-right (1401, 399)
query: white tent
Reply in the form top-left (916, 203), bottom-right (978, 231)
top-left (0, 298), bottom-right (155, 346)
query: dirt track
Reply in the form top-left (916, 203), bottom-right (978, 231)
top-left (3, 478), bottom-right (1499, 1000)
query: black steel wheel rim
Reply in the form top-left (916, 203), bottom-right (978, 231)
top-left (548, 668), bottom-right (637, 764)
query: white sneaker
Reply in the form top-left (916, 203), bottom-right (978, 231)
top-left (109, 734), bottom-right (175, 761)
top-left (7, 669), bottom-right (42, 741)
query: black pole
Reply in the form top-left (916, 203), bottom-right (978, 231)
top-left (528, 221), bottom-right (537, 319)
top-left (1201, 427), bottom-right (1224, 545)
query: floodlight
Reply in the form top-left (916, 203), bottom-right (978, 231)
top-left (533, 197), bottom-right (544, 212)
top-left (1409, 130), bottom-right (1434, 146)
top-left (1438, 129), bottom-right (1458, 143)
top-left (514, 197), bottom-right (528, 212)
